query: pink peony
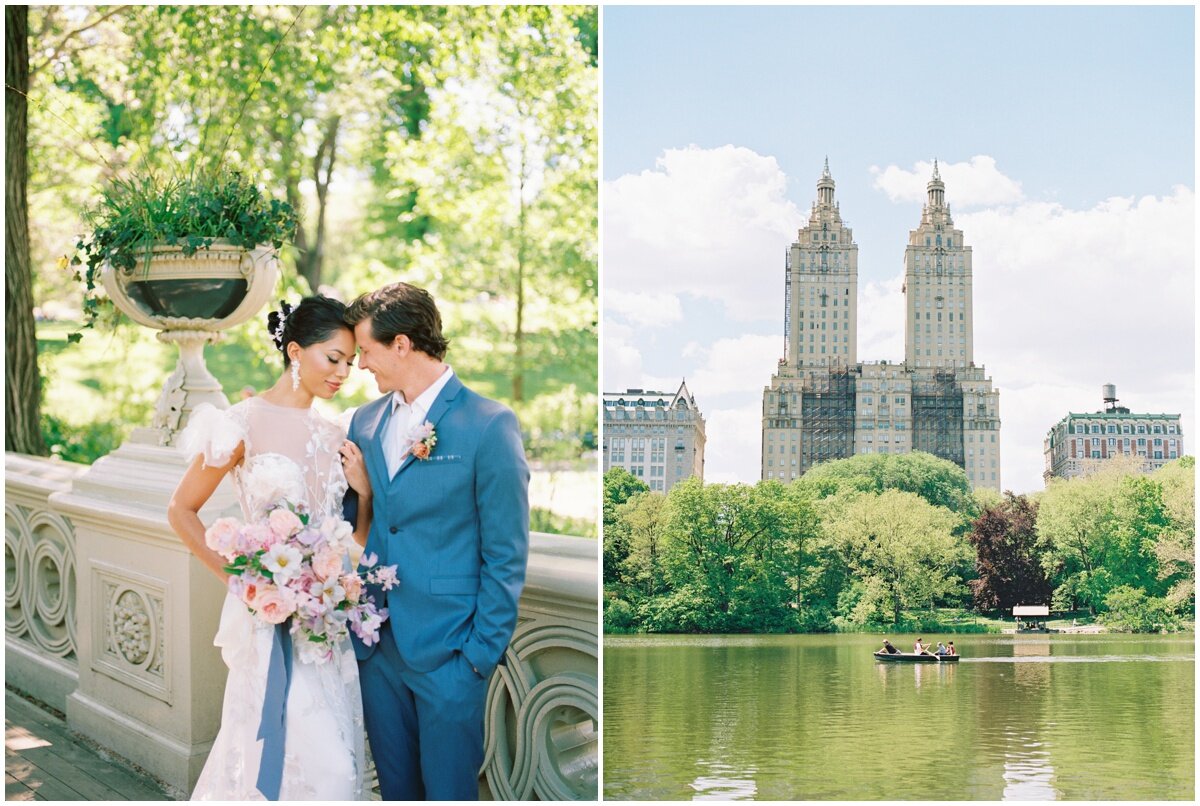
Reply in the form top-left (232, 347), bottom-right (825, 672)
top-left (268, 507), bottom-right (303, 539)
top-left (205, 517), bottom-right (242, 559)
top-left (311, 547), bottom-right (344, 581)
top-left (254, 585), bottom-right (296, 624)
top-left (239, 523), bottom-right (276, 554)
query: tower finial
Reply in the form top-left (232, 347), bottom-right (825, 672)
top-left (932, 158), bottom-right (940, 180)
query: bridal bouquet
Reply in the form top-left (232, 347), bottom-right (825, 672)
top-left (205, 501), bottom-right (399, 664)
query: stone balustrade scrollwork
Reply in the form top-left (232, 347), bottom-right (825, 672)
top-left (4, 455), bottom-right (89, 710)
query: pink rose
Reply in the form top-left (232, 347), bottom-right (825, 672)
top-left (253, 585), bottom-right (296, 625)
top-left (341, 574), bottom-right (364, 602)
top-left (205, 517), bottom-right (242, 559)
top-left (239, 574), bottom-right (267, 609)
top-left (312, 547), bottom-right (344, 581)
top-left (268, 508), bottom-right (303, 539)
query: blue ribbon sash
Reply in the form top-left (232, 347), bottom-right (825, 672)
top-left (255, 621), bottom-right (293, 800)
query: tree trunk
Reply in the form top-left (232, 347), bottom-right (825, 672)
top-left (512, 138), bottom-right (527, 402)
top-left (5, 7), bottom-right (45, 456)
top-left (296, 115), bottom-right (340, 292)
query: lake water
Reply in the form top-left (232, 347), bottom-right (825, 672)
top-left (603, 633), bottom-right (1194, 800)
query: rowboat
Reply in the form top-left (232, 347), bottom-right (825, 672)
top-left (874, 651), bottom-right (959, 663)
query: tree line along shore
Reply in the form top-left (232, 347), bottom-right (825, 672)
top-left (603, 452), bottom-right (1194, 635)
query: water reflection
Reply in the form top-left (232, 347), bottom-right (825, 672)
top-left (1002, 729), bottom-right (1059, 800)
top-left (604, 634), bottom-right (1194, 800)
top-left (690, 760), bottom-right (758, 800)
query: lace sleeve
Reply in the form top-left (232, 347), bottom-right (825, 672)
top-left (178, 403), bottom-right (247, 468)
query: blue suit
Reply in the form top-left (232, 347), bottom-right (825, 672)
top-left (347, 374), bottom-right (529, 800)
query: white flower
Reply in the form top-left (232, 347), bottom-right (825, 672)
top-left (242, 454), bottom-right (305, 514)
top-left (318, 517), bottom-right (354, 549)
top-left (318, 576), bottom-right (346, 607)
top-left (262, 543), bottom-right (304, 583)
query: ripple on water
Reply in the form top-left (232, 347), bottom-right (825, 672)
top-left (690, 760), bottom-right (758, 801)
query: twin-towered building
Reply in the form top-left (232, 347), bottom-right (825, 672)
top-left (762, 160), bottom-right (1002, 490)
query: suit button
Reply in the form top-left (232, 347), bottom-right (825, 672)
top-left (389, 526), bottom-right (398, 534)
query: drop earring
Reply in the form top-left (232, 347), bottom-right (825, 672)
top-left (291, 361), bottom-right (300, 392)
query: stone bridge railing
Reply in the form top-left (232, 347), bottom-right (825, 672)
top-left (4, 450), bottom-right (597, 800)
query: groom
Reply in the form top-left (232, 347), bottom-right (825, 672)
top-left (343, 282), bottom-right (529, 800)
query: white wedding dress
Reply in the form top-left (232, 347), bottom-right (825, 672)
top-left (181, 397), bottom-right (366, 801)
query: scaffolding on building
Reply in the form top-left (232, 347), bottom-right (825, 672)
top-left (911, 371), bottom-right (965, 467)
top-left (800, 368), bottom-right (856, 472)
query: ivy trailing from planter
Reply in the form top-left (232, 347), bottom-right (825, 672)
top-left (69, 168), bottom-right (297, 341)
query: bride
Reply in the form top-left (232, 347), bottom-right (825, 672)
top-left (167, 295), bottom-right (372, 800)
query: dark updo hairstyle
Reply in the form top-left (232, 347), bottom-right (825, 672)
top-left (266, 295), bottom-right (350, 367)
top-left (344, 282), bottom-right (449, 360)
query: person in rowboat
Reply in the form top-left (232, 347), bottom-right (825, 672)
top-left (934, 642), bottom-right (948, 655)
top-left (947, 642), bottom-right (957, 656)
top-left (914, 638), bottom-right (929, 655)
top-left (879, 639), bottom-right (902, 655)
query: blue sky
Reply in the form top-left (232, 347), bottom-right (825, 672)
top-left (602, 4), bottom-right (1195, 492)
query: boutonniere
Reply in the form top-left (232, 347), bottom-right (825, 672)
top-left (408, 420), bottom-right (437, 460)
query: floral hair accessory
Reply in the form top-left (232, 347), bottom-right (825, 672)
top-left (269, 300), bottom-right (293, 350)
top-left (408, 420), bottom-right (437, 460)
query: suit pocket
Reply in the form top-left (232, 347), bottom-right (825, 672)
top-left (429, 575), bottom-right (480, 595)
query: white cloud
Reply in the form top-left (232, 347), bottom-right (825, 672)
top-left (602, 320), bottom-right (645, 389)
top-left (683, 334), bottom-right (782, 399)
top-left (604, 145), bottom-right (801, 323)
top-left (857, 274), bottom-right (905, 362)
top-left (961, 184), bottom-right (1195, 492)
top-left (703, 403), bottom-right (765, 485)
top-left (604, 289), bottom-right (683, 328)
top-left (871, 155), bottom-right (1024, 208)
top-left (602, 319), bottom-right (687, 394)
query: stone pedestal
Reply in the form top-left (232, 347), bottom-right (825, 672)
top-left (50, 441), bottom-right (238, 793)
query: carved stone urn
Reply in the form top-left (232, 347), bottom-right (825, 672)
top-left (101, 239), bottom-right (280, 444)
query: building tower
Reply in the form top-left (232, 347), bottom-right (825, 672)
top-left (763, 161), bottom-right (860, 482)
top-left (903, 160), bottom-right (974, 370)
top-left (783, 158), bottom-right (860, 373)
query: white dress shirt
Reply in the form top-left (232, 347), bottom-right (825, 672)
top-left (383, 366), bottom-right (454, 478)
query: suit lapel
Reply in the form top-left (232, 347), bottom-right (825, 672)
top-left (363, 396), bottom-right (393, 489)
top-left (391, 374), bottom-right (464, 483)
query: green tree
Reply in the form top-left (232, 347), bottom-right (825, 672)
top-left (654, 479), bottom-right (799, 632)
top-left (1152, 456), bottom-right (1195, 610)
top-left (397, 5), bottom-right (597, 402)
top-left (798, 451), bottom-right (974, 517)
top-left (823, 489), bottom-right (968, 624)
top-left (1036, 470), bottom-right (1118, 615)
top-left (617, 493), bottom-right (671, 600)
top-left (1109, 475), bottom-right (1169, 595)
top-left (602, 468), bottom-right (649, 585)
top-left (1100, 585), bottom-right (1180, 633)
